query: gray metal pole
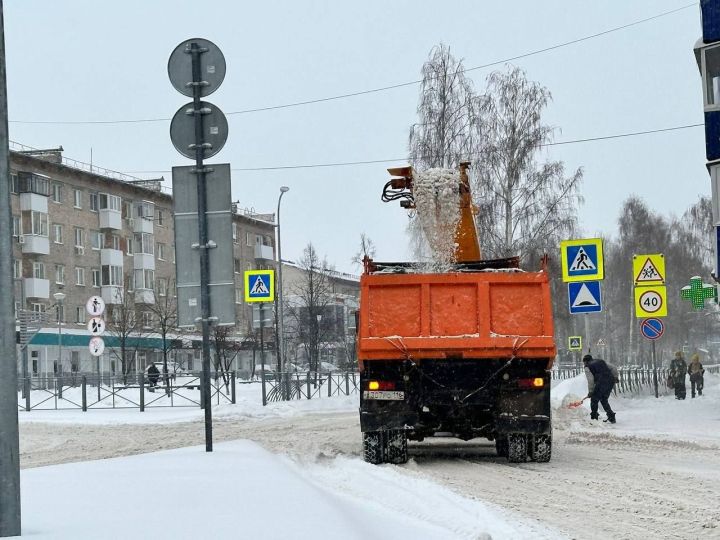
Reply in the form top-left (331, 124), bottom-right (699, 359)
top-left (276, 187), bottom-right (288, 399)
top-left (0, 0), bottom-right (22, 534)
top-left (189, 42), bottom-right (213, 452)
top-left (652, 340), bottom-right (658, 398)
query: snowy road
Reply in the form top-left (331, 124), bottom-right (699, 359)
top-left (19, 401), bottom-right (720, 540)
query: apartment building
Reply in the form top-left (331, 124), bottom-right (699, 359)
top-left (10, 145), bottom-right (276, 377)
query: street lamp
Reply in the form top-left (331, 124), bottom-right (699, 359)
top-left (53, 290), bottom-right (65, 375)
top-left (276, 186), bottom-right (289, 398)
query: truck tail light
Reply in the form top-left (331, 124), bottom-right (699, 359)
top-left (517, 377), bottom-right (544, 389)
top-left (367, 380), bottom-right (396, 391)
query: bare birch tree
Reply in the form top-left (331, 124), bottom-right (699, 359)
top-left (286, 243), bottom-right (334, 374)
top-left (105, 273), bottom-right (147, 384)
top-left (146, 279), bottom-right (179, 390)
top-left (351, 233), bottom-right (376, 268)
top-left (473, 66), bottom-right (583, 259)
top-left (408, 44), bottom-right (480, 170)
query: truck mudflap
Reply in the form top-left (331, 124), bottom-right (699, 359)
top-left (495, 413), bottom-right (551, 435)
top-left (359, 406), bottom-right (418, 433)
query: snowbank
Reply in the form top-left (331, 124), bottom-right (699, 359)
top-left (16, 439), bottom-right (544, 540)
top-left (552, 372), bottom-right (720, 446)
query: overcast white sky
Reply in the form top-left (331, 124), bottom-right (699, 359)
top-left (4, 1), bottom-right (706, 274)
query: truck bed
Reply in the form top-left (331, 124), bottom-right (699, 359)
top-left (357, 270), bottom-right (556, 363)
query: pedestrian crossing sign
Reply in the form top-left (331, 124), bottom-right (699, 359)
top-left (244, 270), bottom-right (275, 303)
top-left (560, 238), bottom-right (604, 282)
top-left (568, 336), bottom-right (582, 351)
top-left (633, 253), bottom-right (665, 286)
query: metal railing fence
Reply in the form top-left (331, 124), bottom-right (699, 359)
top-left (262, 371), bottom-right (359, 405)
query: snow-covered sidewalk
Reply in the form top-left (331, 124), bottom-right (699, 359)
top-left (15, 439), bottom-right (556, 540)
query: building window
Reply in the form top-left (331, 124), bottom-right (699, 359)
top-left (122, 200), bottom-right (132, 219)
top-left (126, 237), bottom-right (134, 255)
top-left (232, 223), bottom-right (238, 244)
top-left (101, 265), bottom-right (123, 287)
top-left (92, 268), bottom-right (101, 288)
top-left (142, 312), bottom-right (153, 329)
top-left (75, 307), bottom-right (86, 324)
top-left (33, 262), bottom-right (45, 279)
top-left (13, 259), bottom-right (21, 279)
top-left (74, 227), bottom-right (85, 248)
top-left (134, 233), bottom-right (154, 255)
top-left (234, 258), bottom-right (241, 274)
top-left (135, 201), bottom-right (154, 220)
top-left (99, 193), bottom-right (121, 211)
top-left (12, 215), bottom-right (20, 237)
top-left (91, 230), bottom-right (103, 250)
top-left (53, 224), bottom-right (63, 244)
top-left (235, 287), bottom-right (242, 304)
top-left (10, 172), bottom-right (18, 193)
top-left (31, 303), bottom-right (46, 314)
top-left (134, 268), bottom-right (154, 290)
top-left (157, 277), bottom-right (167, 297)
top-left (89, 192), bottom-right (99, 212)
top-left (111, 234), bottom-right (120, 251)
top-left (246, 232), bottom-right (252, 247)
top-left (75, 267), bottom-right (85, 286)
top-left (55, 265), bottom-right (65, 285)
top-left (73, 189), bottom-right (82, 208)
top-left (51, 183), bottom-right (63, 203)
top-left (31, 211), bottom-right (48, 236)
top-left (157, 209), bottom-right (164, 226)
top-left (156, 243), bottom-right (165, 260)
top-left (31, 351), bottom-right (38, 375)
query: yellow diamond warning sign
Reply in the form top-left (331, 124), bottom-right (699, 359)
top-left (633, 253), bottom-right (665, 286)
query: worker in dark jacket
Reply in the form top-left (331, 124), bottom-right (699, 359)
top-left (670, 351), bottom-right (687, 400)
top-left (583, 354), bottom-right (618, 423)
top-left (147, 362), bottom-right (160, 392)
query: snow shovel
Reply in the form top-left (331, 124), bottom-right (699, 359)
top-left (567, 397), bottom-right (588, 409)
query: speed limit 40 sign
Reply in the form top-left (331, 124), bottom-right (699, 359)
top-left (635, 285), bottom-right (667, 318)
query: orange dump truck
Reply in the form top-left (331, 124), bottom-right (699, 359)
top-left (358, 164), bottom-right (556, 464)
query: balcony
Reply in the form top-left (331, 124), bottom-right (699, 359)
top-left (101, 286), bottom-right (123, 305)
top-left (134, 289), bottom-right (155, 305)
top-left (21, 234), bottom-right (50, 255)
top-left (24, 278), bottom-right (49, 299)
top-left (99, 208), bottom-right (122, 230)
top-left (17, 172), bottom-right (50, 196)
top-left (133, 253), bottom-right (155, 271)
top-left (133, 201), bottom-right (154, 234)
top-left (100, 248), bottom-right (124, 267)
top-left (254, 243), bottom-right (274, 261)
top-left (20, 192), bottom-right (49, 213)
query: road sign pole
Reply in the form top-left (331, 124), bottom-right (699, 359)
top-left (189, 42), bottom-right (214, 452)
top-left (0, 1), bottom-right (21, 534)
top-left (652, 340), bottom-right (658, 399)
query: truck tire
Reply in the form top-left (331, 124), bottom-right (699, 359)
top-left (362, 431), bottom-right (384, 464)
top-left (507, 434), bottom-right (528, 463)
top-left (495, 436), bottom-right (508, 458)
top-left (385, 430), bottom-right (408, 464)
top-left (531, 434), bottom-right (552, 463)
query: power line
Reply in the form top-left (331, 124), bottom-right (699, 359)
top-left (122, 122), bottom-right (703, 174)
top-left (8, 2), bottom-right (695, 126)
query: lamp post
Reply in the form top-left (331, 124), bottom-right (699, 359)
top-left (276, 186), bottom-right (289, 399)
top-left (53, 291), bottom-right (65, 376)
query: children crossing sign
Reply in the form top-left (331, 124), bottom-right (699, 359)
top-left (560, 238), bottom-right (604, 282)
top-left (244, 270), bottom-right (275, 303)
top-left (633, 254), bottom-right (665, 286)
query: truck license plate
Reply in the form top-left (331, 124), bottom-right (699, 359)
top-left (364, 390), bottom-right (405, 401)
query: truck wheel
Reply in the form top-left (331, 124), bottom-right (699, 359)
top-left (495, 436), bottom-right (508, 458)
top-left (507, 434), bottom-right (528, 463)
top-left (385, 430), bottom-right (408, 464)
top-left (362, 431), bottom-right (384, 464)
top-left (531, 434), bottom-right (552, 463)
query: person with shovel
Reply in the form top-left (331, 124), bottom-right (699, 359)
top-left (583, 354), bottom-right (618, 423)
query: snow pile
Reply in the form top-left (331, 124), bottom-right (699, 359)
top-left (552, 372), bottom-right (720, 446)
top-left (410, 168), bottom-right (461, 272)
top-left (16, 439), bottom-right (549, 540)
